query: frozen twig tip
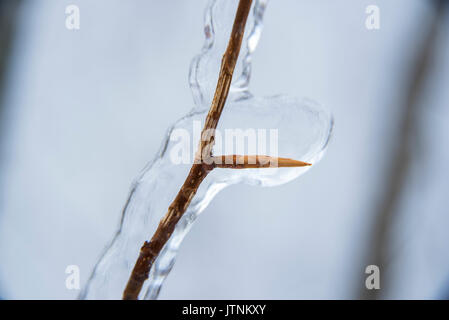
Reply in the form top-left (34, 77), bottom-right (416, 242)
top-left (211, 155), bottom-right (312, 169)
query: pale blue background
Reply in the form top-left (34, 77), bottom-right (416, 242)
top-left (0, 0), bottom-right (448, 299)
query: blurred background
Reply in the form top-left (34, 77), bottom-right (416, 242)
top-left (0, 0), bottom-right (448, 299)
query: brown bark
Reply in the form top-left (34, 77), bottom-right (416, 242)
top-left (122, 0), bottom-right (254, 300)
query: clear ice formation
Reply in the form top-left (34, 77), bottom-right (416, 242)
top-left (80, 0), bottom-right (333, 300)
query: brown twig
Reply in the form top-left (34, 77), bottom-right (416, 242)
top-left (123, 0), bottom-right (311, 299)
top-left (122, 0), bottom-right (254, 300)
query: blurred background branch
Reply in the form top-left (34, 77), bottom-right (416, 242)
top-left (359, 0), bottom-right (448, 299)
top-left (0, 0), bottom-right (22, 130)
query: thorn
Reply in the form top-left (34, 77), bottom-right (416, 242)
top-left (277, 157), bottom-right (312, 168)
top-left (211, 155), bottom-right (312, 169)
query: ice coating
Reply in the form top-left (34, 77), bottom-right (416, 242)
top-left (189, 0), bottom-right (267, 108)
top-left (80, 0), bottom-right (333, 300)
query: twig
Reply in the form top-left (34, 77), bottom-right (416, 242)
top-left (123, 0), bottom-right (311, 299)
top-left (122, 0), bottom-right (253, 300)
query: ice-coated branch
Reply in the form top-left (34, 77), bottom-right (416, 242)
top-left (122, 0), bottom-right (254, 300)
top-left (81, 0), bottom-right (331, 301)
